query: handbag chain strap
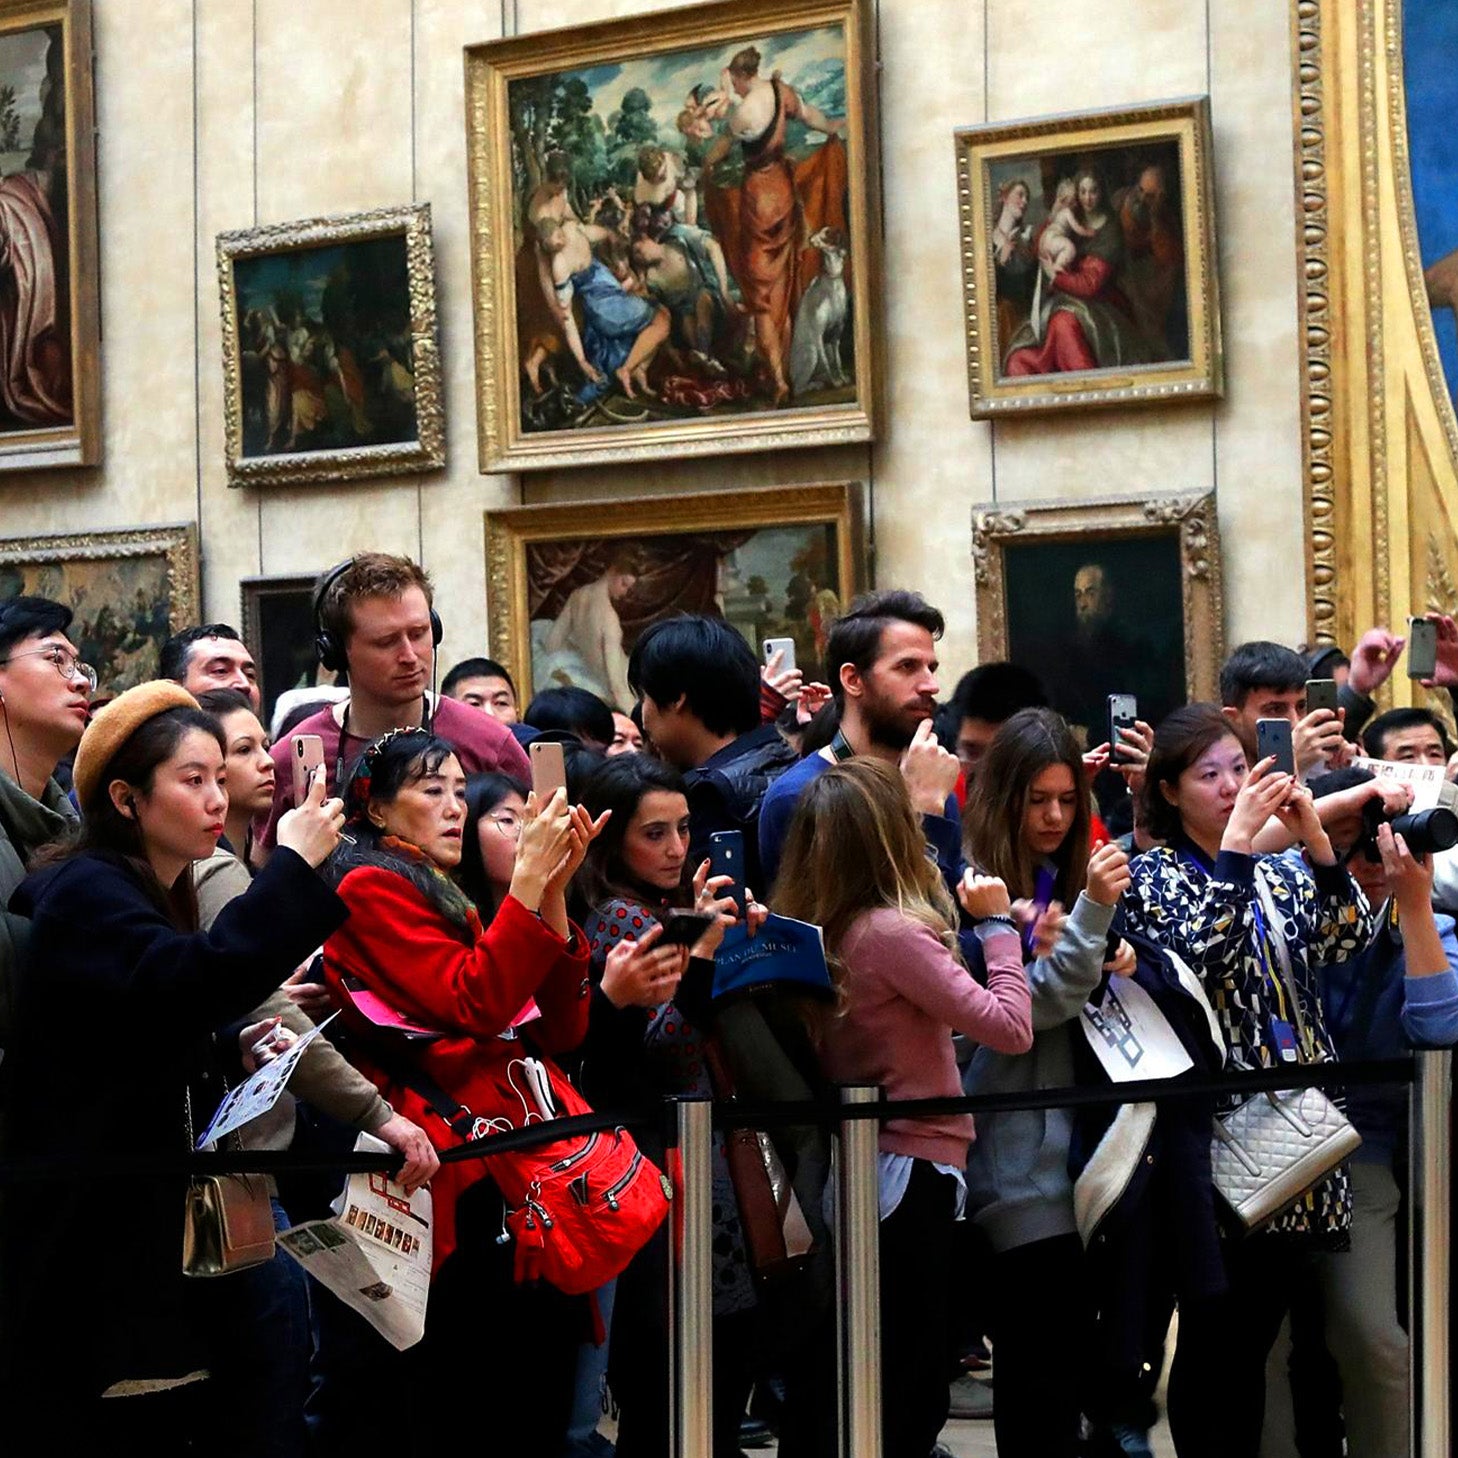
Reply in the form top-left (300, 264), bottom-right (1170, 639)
top-left (1254, 869), bottom-right (1319, 1069)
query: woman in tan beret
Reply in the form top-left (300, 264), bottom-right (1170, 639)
top-left (0, 681), bottom-right (350, 1453)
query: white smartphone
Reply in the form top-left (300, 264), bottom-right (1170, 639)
top-left (291, 734), bottom-right (325, 803)
top-left (763, 637), bottom-right (797, 675)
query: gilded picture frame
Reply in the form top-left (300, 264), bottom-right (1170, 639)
top-left (0, 523), bottom-right (198, 696)
top-left (954, 97), bottom-right (1223, 419)
top-left (216, 203), bottom-right (445, 488)
top-left (972, 493), bottom-right (1222, 741)
top-left (0, 0), bottom-right (101, 470)
top-left (485, 483), bottom-right (865, 711)
top-left (464, 0), bottom-right (882, 473)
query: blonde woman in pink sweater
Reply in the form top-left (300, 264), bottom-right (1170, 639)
top-left (776, 758), bottom-right (1033, 1458)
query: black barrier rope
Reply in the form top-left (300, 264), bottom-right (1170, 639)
top-left (0, 1055), bottom-right (1417, 1184)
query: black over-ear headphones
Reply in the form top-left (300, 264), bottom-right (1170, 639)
top-left (312, 559), bottom-right (443, 674)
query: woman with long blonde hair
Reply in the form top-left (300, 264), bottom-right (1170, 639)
top-left (775, 758), bottom-right (1032, 1458)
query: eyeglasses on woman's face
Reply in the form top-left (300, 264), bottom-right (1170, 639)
top-left (487, 810), bottom-right (523, 839)
top-left (0, 643), bottom-right (99, 693)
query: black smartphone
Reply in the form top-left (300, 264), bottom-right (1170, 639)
top-left (1304, 678), bottom-right (1339, 715)
top-left (707, 830), bottom-right (748, 921)
top-left (1107, 693), bottom-right (1138, 765)
top-left (1256, 718), bottom-right (1295, 777)
top-left (656, 911), bottom-right (716, 949)
top-left (1408, 616), bottom-right (1439, 680)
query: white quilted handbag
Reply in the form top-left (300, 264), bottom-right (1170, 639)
top-left (1212, 1086), bottom-right (1360, 1230)
top-left (1210, 872), bottom-right (1361, 1230)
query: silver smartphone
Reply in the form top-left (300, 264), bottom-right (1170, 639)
top-left (1107, 694), bottom-right (1138, 765)
top-left (763, 637), bottom-right (797, 675)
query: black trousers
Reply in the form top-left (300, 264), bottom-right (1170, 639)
top-left (987, 1232), bottom-right (1094, 1458)
top-left (1168, 1235), bottom-right (1317, 1458)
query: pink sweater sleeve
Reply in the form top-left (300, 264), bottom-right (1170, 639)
top-left (849, 914), bottom-right (1033, 1055)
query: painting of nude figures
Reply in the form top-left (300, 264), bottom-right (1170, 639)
top-left (955, 98), bottom-right (1222, 418)
top-left (465, 0), bottom-right (880, 470)
top-left (217, 204), bottom-right (445, 487)
top-left (0, 3), bottom-right (100, 470)
top-left (486, 484), bottom-right (863, 713)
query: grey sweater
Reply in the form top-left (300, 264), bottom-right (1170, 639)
top-left (962, 892), bottom-right (1114, 1252)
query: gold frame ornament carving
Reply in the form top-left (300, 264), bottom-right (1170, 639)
top-left (216, 203), bottom-right (445, 489)
top-left (0, 0), bottom-right (101, 471)
top-left (463, 0), bottom-right (882, 473)
top-left (953, 97), bottom-right (1223, 419)
top-left (484, 482), bottom-right (864, 704)
top-left (0, 523), bottom-right (199, 694)
top-left (971, 492), bottom-right (1223, 704)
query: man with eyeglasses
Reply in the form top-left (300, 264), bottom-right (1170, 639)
top-left (0, 597), bottom-right (91, 1047)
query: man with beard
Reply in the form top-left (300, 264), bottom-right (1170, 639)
top-left (758, 589), bottom-right (960, 893)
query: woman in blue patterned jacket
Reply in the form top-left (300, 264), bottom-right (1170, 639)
top-left (1118, 703), bottom-right (1372, 1458)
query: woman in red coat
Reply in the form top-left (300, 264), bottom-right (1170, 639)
top-left (322, 728), bottom-right (603, 1454)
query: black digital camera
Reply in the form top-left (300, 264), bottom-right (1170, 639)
top-left (1356, 800), bottom-right (1458, 862)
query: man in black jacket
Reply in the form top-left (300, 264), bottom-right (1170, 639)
top-left (628, 614), bottom-right (796, 894)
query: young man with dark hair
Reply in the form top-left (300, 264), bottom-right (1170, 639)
top-left (1219, 639), bottom-right (1345, 775)
top-left (758, 590), bottom-right (961, 891)
top-left (627, 614), bottom-right (797, 885)
top-left (940, 661), bottom-right (1049, 784)
top-left (1361, 706), bottom-right (1454, 765)
top-left (0, 597), bottom-right (89, 1044)
top-left (442, 656), bottom-right (519, 724)
top-left (160, 622), bottom-right (261, 712)
top-left (523, 684), bottom-right (616, 752)
top-left (262, 553), bottom-right (528, 842)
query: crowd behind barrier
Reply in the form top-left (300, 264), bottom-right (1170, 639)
top-left (0, 559), bottom-right (1455, 1458)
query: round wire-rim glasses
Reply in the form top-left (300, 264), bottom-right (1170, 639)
top-left (0, 644), bottom-right (99, 693)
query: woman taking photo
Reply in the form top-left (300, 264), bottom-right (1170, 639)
top-left (959, 706), bottom-right (1133, 1458)
top-left (1119, 703), bottom-right (1373, 1458)
top-left (575, 751), bottom-right (769, 1458)
top-left (776, 757), bottom-right (1034, 1458)
top-left (456, 769), bottom-right (530, 919)
top-left (1, 682), bottom-right (346, 1453)
top-left (321, 728), bottom-right (604, 1453)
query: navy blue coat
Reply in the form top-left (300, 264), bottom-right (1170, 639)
top-left (0, 847), bottom-right (346, 1410)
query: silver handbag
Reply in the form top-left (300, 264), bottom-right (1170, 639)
top-left (181, 1085), bottom-right (275, 1277)
top-left (1210, 873), bottom-right (1360, 1230)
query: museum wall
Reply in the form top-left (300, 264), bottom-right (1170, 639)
top-left (0, 0), bottom-right (1306, 684)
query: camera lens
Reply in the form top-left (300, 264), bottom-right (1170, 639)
top-left (1388, 806), bottom-right (1458, 856)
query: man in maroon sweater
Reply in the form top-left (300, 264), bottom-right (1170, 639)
top-left (261, 552), bottom-right (528, 845)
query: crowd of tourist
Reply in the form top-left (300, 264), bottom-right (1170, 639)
top-left (1, 553), bottom-right (1455, 1458)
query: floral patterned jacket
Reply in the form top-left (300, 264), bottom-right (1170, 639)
top-left (1118, 838), bottom-right (1372, 1242)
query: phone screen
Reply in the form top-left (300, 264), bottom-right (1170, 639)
top-left (1408, 618), bottom-right (1439, 679)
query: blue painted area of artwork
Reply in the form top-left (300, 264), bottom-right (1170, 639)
top-left (1403, 0), bottom-right (1458, 407)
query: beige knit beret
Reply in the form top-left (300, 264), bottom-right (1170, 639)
top-left (71, 680), bottom-right (201, 809)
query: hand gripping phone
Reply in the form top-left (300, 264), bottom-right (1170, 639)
top-left (1256, 718), bottom-right (1295, 778)
top-left (657, 911), bottom-right (716, 948)
top-left (1107, 694), bottom-right (1138, 766)
top-left (291, 734), bottom-right (325, 803)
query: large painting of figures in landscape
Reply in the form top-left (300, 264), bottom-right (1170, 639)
top-left (1404, 0), bottom-right (1458, 416)
top-left (466, 0), bottom-right (879, 470)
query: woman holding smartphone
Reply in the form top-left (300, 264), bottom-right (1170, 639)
top-left (1119, 704), bottom-right (1372, 1458)
top-left (575, 752), bottom-right (768, 1458)
top-left (959, 707), bottom-right (1134, 1458)
top-left (1, 682), bottom-right (347, 1452)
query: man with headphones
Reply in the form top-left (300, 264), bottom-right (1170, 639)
top-left (0, 596), bottom-right (89, 1047)
top-left (260, 553), bottom-right (529, 845)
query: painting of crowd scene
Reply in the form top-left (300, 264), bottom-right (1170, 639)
top-left (986, 139), bottom-right (1189, 380)
top-left (0, 22), bottom-right (74, 436)
top-left (233, 236), bottom-right (419, 458)
top-left (525, 523), bottom-right (842, 711)
top-left (507, 23), bottom-right (856, 433)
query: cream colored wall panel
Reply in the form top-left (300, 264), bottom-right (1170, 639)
top-left (196, 0), bottom-right (263, 623)
top-left (257, 480), bottom-right (423, 580)
top-left (254, 0), bottom-right (413, 223)
top-left (1207, 0), bottom-right (1305, 648)
top-left (986, 0), bottom-right (1207, 118)
top-left (873, 0), bottom-right (991, 677)
top-left (80, 0), bottom-right (198, 531)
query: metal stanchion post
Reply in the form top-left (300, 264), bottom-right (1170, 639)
top-left (1410, 1049), bottom-right (1451, 1458)
top-left (667, 1095), bottom-right (713, 1458)
top-left (837, 1085), bottom-right (883, 1458)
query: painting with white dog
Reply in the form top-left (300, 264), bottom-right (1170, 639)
top-left (509, 24), bottom-right (857, 432)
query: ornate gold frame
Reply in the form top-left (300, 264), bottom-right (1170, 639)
top-left (216, 203), bottom-right (445, 488)
top-left (953, 97), bottom-right (1222, 419)
top-left (1291, 0), bottom-right (1458, 728)
top-left (0, 0), bottom-right (101, 470)
top-left (464, 0), bottom-right (881, 472)
top-left (485, 482), bottom-right (864, 700)
top-left (971, 492), bottom-right (1223, 702)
